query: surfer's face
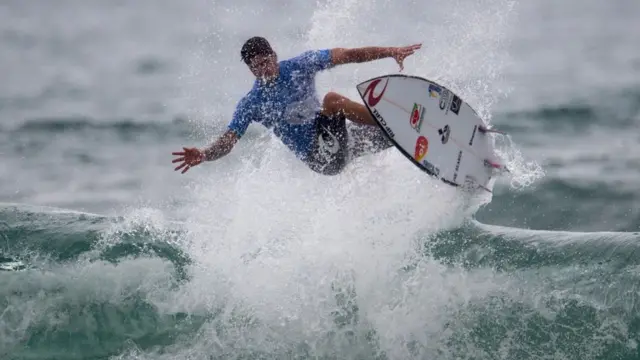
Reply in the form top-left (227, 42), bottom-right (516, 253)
top-left (249, 54), bottom-right (278, 80)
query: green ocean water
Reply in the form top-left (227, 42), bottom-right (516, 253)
top-left (2, 202), bottom-right (640, 360)
top-left (2, 0), bottom-right (640, 359)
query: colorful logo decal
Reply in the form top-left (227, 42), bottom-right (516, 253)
top-left (428, 84), bottom-right (441, 98)
top-left (409, 103), bottom-right (425, 132)
top-left (414, 136), bottom-right (429, 162)
top-left (362, 78), bottom-right (389, 107)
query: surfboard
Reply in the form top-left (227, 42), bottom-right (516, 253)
top-left (356, 74), bottom-right (507, 193)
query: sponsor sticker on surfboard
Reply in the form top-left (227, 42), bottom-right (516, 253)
top-left (409, 103), bottom-right (425, 132)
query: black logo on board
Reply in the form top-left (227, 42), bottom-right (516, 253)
top-left (439, 89), bottom-right (450, 111)
top-left (422, 160), bottom-right (440, 177)
top-left (453, 150), bottom-right (463, 182)
top-left (438, 125), bottom-right (450, 144)
top-left (450, 95), bottom-right (462, 115)
top-left (468, 125), bottom-right (477, 146)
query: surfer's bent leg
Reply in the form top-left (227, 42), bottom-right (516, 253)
top-left (321, 92), bottom-right (376, 126)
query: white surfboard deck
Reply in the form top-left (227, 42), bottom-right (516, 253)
top-left (356, 74), bottom-right (505, 193)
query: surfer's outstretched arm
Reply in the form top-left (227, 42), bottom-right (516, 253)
top-left (202, 130), bottom-right (238, 161)
top-left (330, 44), bottom-right (422, 71)
top-left (171, 130), bottom-right (238, 174)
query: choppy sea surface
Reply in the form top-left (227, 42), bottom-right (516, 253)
top-left (2, 0), bottom-right (640, 359)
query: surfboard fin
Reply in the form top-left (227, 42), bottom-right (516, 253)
top-left (484, 159), bottom-right (510, 174)
top-left (478, 125), bottom-right (506, 135)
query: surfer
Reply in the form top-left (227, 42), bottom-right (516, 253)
top-left (171, 36), bottom-right (421, 175)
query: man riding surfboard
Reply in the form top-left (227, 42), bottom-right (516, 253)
top-left (172, 36), bottom-right (421, 175)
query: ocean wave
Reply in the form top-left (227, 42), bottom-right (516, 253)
top-left (5, 116), bottom-right (191, 135)
top-left (1, 203), bottom-right (640, 359)
top-left (429, 220), bottom-right (640, 270)
top-left (477, 178), bottom-right (640, 232)
top-left (495, 86), bottom-right (640, 135)
top-left (0, 203), bottom-right (190, 273)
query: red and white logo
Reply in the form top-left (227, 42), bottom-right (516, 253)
top-left (409, 103), bottom-right (425, 132)
top-left (362, 78), bottom-right (389, 107)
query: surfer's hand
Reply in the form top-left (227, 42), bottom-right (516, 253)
top-left (391, 44), bottom-right (422, 71)
top-left (172, 147), bottom-right (205, 174)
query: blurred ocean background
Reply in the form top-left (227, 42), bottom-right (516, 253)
top-left (2, 0), bottom-right (640, 359)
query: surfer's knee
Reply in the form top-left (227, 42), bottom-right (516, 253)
top-left (321, 92), bottom-right (346, 115)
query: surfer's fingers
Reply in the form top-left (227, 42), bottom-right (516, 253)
top-left (174, 162), bottom-right (187, 171)
top-left (172, 157), bottom-right (185, 163)
top-left (172, 151), bottom-right (185, 156)
top-left (181, 165), bottom-right (190, 174)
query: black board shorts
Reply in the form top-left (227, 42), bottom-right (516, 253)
top-left (305, 112), bottom-right (349, 176)
top-left (304, 112), bottom-right (394, 176)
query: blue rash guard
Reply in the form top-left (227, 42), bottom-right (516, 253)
top-left (227, 49), bottom-right (334, 161)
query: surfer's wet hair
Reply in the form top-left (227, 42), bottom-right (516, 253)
top-left (241, 36), bottom-right (275, 65)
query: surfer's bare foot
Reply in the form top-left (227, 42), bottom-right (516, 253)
top-left (320, 92), bottom-right (376, 126)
